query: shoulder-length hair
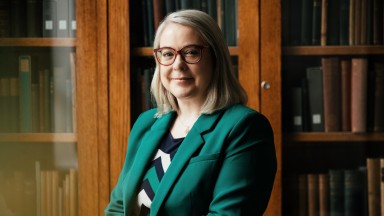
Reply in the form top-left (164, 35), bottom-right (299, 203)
top-left (151, 9), bottom-right (247, 117)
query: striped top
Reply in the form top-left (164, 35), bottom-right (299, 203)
top-left (137, 132), bottom-right (184, 215)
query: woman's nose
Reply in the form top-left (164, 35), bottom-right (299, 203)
top-left (172, 54), bottom-right (187, 71)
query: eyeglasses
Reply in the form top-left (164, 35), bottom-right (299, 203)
top-left (154, 45), bottom-right (209, 66)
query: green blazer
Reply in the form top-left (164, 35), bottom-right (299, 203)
top-left (105, 104), bottom-right (277, 216)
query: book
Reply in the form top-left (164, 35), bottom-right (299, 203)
top-left (0, 77), bottom-right (10, 132)
top-left (291, 87), bottom-right (304, 132)
top-left (298, 174), bottom-right (308, 216)
top-left (329, 169), bottom-right (344, 216)
top-left (9, 77), bottom-right (20, 132)
top-left (326, 0), bottom-right (340, 45)
top-left (341, 59), bottom-right (351, 132)
top-left (320, 0), bottom-right (328, 46)
top-left (27, 0), bottom-right (43, 37)
top-left (360, 0), bottom-right (368, 45)
top-left (68, 0), bottom-right (76, 37)
top-left (19, 55), bottom-right (33, 132)
top-left (42, 0), bottom-right (57, 37)
top-left (153, 0), bottom-right (165, 30)
top-left (10, 0), bottom-right (27, 37)
top-left (344, 169), bottom-right (364, 215)
top-left (373, 0), bottom-right (383, 44)
top-left (306, 66), bottom-right (324, 131)
top-left (322, 57), bottom-right (341, 132)
top-left (351, 58), bottom-right (368, 133)
top-left (52, 66), bottom-right (67, 132)
top-left (307, 174), bottom-right (319, 216)
top-left (367, 158), bottom-right (381, 216)
top-left (224, 0), bottom-right (237, 46)
top-left (35, 161), bottom-right (41, 216)
top-left (69, 52), bottom-right (77, 133)
top-left (318, 173), bottom-right (329, 216)
top-left (354, 0), bottom-right (362, 45)
top-left (339, 0), bottom-right (350, 45)
top-left (57, 0), bottom-right (69, 37)
top-left (373, 62), bottom-right (384, 132)
top-left (366, 0), bottom-right (374, 45)
top-left (69, 169), bottom-right (77, 216)
top-left (289, 0), bottom-right (302, 45)
top-left (301, 0), bottom-right (313, 45)
top-left (312, 0), bottom-right (322, 45)
top-left (381, 159), bottom-right (384, 216)
top-left (39, 69), bottom-right (51, 132)
top-left (0, 0), bottom-right (10, 37)
top-left (349, 0), bottom-right (355, 45)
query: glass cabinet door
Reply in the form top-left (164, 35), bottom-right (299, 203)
top-left (0, 0), bottom-right (77, 215)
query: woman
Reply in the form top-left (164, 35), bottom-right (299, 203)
top-left (105, 9), bottom-right (277, 216)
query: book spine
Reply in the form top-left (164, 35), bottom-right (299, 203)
top-left (307, 174), bottom-right (319, 216)
top-left (329, 169), bottom-right (344, 215)
top-left (57, 0), bottom-right (69, 37)
top-left (341, 59), bottom-right (351, 132)
top-left (322, 57), bottom-right (341, 132)
top-left (27, 0), bottom-right (43, 37)
top-left (367, 158), bottom-right (381, 216)
top-left (373, 63), bottom-right (384, 132)
top-left (306, 67), bottom-right (324, 132)
top-left (42, 0), bottom-right (57, 37)
top-left (291, 87), bottom-right (304, 132)
top-left (19, 55), bottom-right (33, 132)
top-left (153, 0), bottom-right (165, 30)
top-left (68, 0), bottom-right (76, 37)
top-left (339, 0), bottom-right (350, 45)
top-left (9, 77), bottom-right (20, 132)
top-left (344, 169), bottom-right (364, 215)
top-left (349, 0), bottom-right (355, 45)
top-left (320, 0), bottom-right (328, 46)
top-left (351, 58), bottom-right (368, 133)
top-left (319, 173), bottom-right (329, 216)
top-left (301, 0), bottom-right (313, 45)
top-left (312, 0), bottom-right (322, 45)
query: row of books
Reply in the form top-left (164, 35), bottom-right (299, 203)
top-left (0, 0), bottom-right (76, 38)
top-left (0, 52), bottom-right (76, 133)
top-left (131, 0), bottom-right (237, 47)
top-left (0, 162), bottom-right (77, 216)
top-left (284, 157), bottom-right (384, 216)
top-left (283, 0), bottom-right (384, 46)
top-left (288, 58), bottom-right (384, 133)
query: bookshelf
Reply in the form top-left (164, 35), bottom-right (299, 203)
top-left (281, 0), bottom-right (384, 214)
top-left (0, 0), bottom-right (107, 215)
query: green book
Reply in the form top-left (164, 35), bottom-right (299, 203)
top-left (19, 55), bottom-right (32, 132)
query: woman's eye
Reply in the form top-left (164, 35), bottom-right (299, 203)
top-left (162, 51), bottom-right (174, 58)
top-left (183, 48), bottom-right (199, 56)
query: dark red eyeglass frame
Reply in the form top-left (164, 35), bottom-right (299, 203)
top-left (153, 44), bottom-right (209, 66)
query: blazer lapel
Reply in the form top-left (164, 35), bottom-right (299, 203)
top-left (123, 112), bottom-right (176, 210)
top-left (150, 111), bottom-right (223, 215)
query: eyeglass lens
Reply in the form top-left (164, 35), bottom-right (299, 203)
top-left (155, 45), bottom-right (203, 65)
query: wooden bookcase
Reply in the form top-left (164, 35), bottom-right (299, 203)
top-left (0, 0), bottom-right (111, 215)
top-left (281, 0), bottom-right (384, 214)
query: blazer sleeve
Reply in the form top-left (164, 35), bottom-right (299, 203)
top-left (207, 111), bottom-right (277, 215)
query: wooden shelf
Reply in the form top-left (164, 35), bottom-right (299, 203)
top-left (0, 133), bottom-right (77, 143)
top-left (0, 38), bottom-right (76, 47)
top-left (132, 46), bottom-right (239, 56)
top-left (282, 45), bottom-right (384, 56)
top-left (284, 132), bottom-right (384, 142)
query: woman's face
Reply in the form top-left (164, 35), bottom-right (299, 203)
top-left (157, 23), bottom-right (214, 104)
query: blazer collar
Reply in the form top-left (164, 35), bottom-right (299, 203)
top-left (150, 110), bottom-right (224, 214)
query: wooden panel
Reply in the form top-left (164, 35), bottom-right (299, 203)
top-left (260, 0), bottom-right (282, 215)
top-left (108, 0), bottom-right (131, 193)
top-left (283, 45), bottom-right (384, 55)
top-left (238, 0), bottom-right (261, 111)
top-left (97, 0), bottom-right (110, 214)
top-left (76, 0), bottom-right (100, 215)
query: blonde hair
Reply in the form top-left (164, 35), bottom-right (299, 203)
top-left (151, 9), bottom-right (247, 117)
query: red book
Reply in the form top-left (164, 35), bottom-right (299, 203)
top-left (351, 58), bottom-right (368, 133)
top-left (322, 57), bottom-right (341, 132)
